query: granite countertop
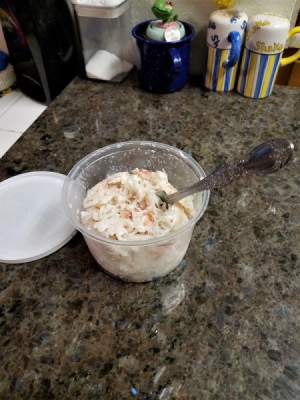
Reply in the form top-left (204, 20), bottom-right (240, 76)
top-left (0, 73), bottom-right (299, 399)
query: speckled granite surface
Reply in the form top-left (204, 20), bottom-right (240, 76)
top-left (0, 73), bottom-right (300, 399)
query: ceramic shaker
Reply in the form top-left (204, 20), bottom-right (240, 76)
top-left (204, 9), bottom-right (248, 91)
top-left (237, 13), bottom-right (300, 98)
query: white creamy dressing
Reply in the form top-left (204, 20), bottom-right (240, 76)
top-left (81, 169), bottom-right (195, 241)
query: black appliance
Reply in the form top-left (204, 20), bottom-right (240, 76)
top-left (0, 0), bottom-right (81, 103)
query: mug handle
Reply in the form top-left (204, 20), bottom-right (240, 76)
top-left (280, 26), bottom-right (300, 67)
top-left (167, 48), bottom-right (182, 77)
top-left (222, 31), bottom-right (241, 69)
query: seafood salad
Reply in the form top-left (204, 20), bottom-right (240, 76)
top-left (81, 168), bottom-right (195, 241)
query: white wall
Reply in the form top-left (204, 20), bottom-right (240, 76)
top-left (131, 0), bottom-right (300, 75)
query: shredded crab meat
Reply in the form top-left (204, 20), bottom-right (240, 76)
top-left (81, 169), bottom-right (195, 241)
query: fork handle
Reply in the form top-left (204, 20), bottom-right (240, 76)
top-left (166, 138), bottom-right (293, 205)
top-left (167, 163), bottom-right (245, 204)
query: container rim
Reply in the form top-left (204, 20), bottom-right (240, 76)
top-left (132, 20), bottom-right (195, 45)
top-left (62, 140), bottom-right (210, 247)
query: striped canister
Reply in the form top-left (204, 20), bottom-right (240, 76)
top-left (204, 9), bottom-right (248, 92)
top-left (205, 46), bottom-right (239, 91)
top-left (236, 51), bottom-right (281, 98)
top-left (237, 13), bottom-right (300, 99)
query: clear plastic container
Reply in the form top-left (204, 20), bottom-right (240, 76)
top-left (72, 0), bottom-right (134, 82)
top-left (62, 141), bottom-right (210, 282)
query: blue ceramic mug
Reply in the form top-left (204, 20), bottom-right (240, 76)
top-left (132, 20), bottom-right (195, 93)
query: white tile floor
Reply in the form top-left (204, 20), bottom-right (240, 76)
top-left (0, 90), bottom-right (47, 158)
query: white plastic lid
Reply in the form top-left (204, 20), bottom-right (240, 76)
top-left (0, 171), bottom-right (76, 264)
top-left (72, 0), bottom-right (126, 7)
top-left (72, 0), bottom-right (129, 18)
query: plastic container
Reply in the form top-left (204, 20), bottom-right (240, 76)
top-left (72, 0), bottom-right (134, 82)
top-left (62, 141), bottom-right (210, 282)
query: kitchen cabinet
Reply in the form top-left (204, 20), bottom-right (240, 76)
top-left (288, 60), bottom-right (300, 86)
top-left (276, 50), bottom-right (300, 87)
top-left (276, 10), bottom-right (300, 87)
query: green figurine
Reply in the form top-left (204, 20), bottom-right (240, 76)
top-left (152, 1), bottom-right (178, 23)
top-left (146, 1), bottom-right (185, 41)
